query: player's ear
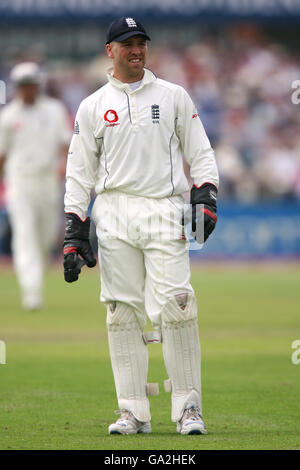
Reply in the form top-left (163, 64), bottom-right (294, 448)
top-left (106, 43), bottom-right (114, 59)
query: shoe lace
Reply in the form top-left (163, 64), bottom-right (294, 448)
top-left (183, 406), bottom-right (203, 422)
top-left (114, 409), bottom-right (137, 424)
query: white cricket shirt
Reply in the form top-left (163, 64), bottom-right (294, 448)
top-left (0, 95), bottom-right (71, 181)
top-left (64, 68), bottom-right (219, 219)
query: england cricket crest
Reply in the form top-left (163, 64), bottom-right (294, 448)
top-left (126, 18), bottom-right (137, 27)
top-left (151, 104), bottom-right (160, 124)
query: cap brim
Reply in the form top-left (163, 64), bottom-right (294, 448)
top-left (15, 78), bottom-right (40, 86)
top-left (108, 31), bottom-right (151, 44)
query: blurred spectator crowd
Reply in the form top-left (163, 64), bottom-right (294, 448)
top-left (1, 24), bottom-right (300, 203)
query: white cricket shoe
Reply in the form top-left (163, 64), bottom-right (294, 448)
top-left (108, 410), bottom-right (152, 435)
top-left (177, 406), bottom-right (207, 435)
top-left (22, 293), bottom-right (43, 311)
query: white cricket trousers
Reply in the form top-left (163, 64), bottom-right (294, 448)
top-left (92, 191), bottom-right (202, 423)
top-left (6, 174), bottom-right (60, 308)
top-left (92, 190), bottom-right (193, 326)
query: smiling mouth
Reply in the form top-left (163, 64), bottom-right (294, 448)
top-left (129, 58), bottom-right (142, 63)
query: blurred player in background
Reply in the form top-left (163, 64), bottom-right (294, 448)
top-left (0, 62), bottom-right (71, 310)
top-left (63, 17), bottom-right (219, 435)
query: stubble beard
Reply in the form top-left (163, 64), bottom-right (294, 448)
top-left (121, 57), bottom-right (145, 82)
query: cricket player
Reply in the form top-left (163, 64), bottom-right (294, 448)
top-left (0, 62), bottom-right (71, 310)
top-left (63, 17), bottom-right (219, 435)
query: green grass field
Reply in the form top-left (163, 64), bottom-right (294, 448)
top-left (0, 261), bottom-right (300, 450)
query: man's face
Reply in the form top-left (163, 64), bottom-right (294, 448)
top-left (106, 35), bottom-right (147, 82)
top-left (18, 83), bottom-right (39, 104)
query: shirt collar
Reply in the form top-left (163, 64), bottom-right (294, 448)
top-left (106, 68), bottom-right (156, 92)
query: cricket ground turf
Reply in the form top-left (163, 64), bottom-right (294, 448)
top-left (0, 260), bottom-right (300, 450)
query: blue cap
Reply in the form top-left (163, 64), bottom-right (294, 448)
top-left (106, 17), bottom-right (151, 44)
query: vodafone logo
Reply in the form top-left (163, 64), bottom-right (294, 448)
top-left (104, 109), bottom-right (119, 126)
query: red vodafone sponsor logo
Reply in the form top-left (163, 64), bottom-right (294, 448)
top-left (104, 109), bottom-right (120, 127)
top-left (104, 109), bottom-right (118, 122)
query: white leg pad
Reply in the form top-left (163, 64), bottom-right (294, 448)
top-left (143, 331), bottom-right (162, 344)
top-left (164, 379), bottom-right (172, 393)
top-left (146, 383), bottom-right (159, 396)
top-left (107, 302), bottom-right (151, 423)
top-left (161, 294), bottom-right (202, 422)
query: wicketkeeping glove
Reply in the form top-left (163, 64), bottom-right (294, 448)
top-left (63, 213), bottom-right (96, 283)
top-left (190, 183), bottom-right (218, 243)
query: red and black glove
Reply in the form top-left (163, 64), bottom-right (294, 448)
top-left (190, 183), bottom-right (218, 242)
top-left (63, 213), bottom-right (96, 283)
